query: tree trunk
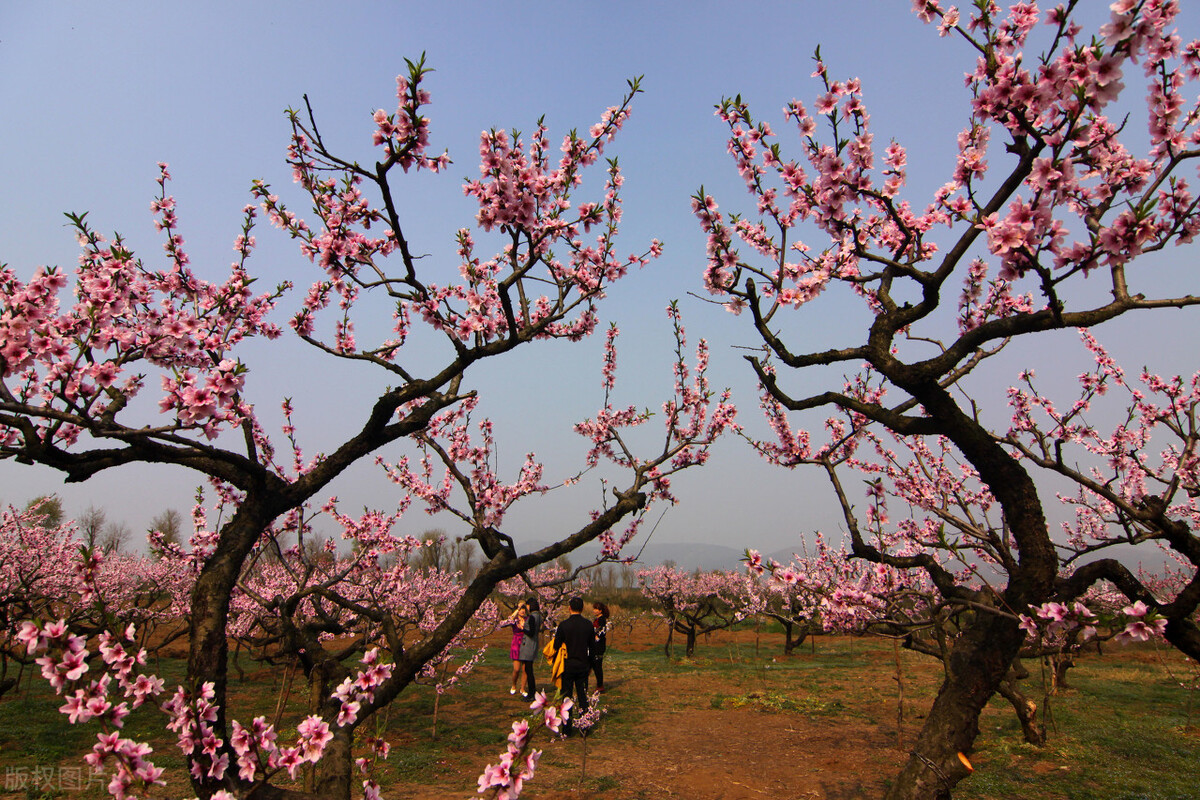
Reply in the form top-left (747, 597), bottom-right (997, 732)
top-left (185, 503), bottom-right (279, 799)
top-left (884, 613), bottom-right (1023, 800)
top-left (783, 622), bottom-right (808, 655)
top-left (307, 658), bottom-right (354, 800)
top-left (877, 384), bottom-right (1057, 799)
top-left (1050, 653), bottom-right (1074, 694)
top-left (685, 626), bottom-right (697, 658)
top-left (995, 669), bottom-right (1044, 746)
top-left (186, 548), bottom-right (239, 798)
top-left (311, 728), bottom-right (354, 800)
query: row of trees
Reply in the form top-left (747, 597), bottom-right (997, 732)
top-left (10, 495), bottom-right (188, 556)
top-left (4, 3), bottom-right (1200, 799)
top-left (1, 500), bottom-right (1169, 693)
top-left (634, 554), bottom-right (1171, 745)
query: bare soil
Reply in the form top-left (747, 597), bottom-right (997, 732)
top-left (402, 623), bottom-right (939, 800)
top-left (540, 693), bottom-right (904, 800)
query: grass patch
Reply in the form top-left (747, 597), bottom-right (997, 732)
top-left (720, 689), bottom-right (841, 715)
top-left (587, 774), bottom-right (622, 792)
top-left (964, 652), bottom-right (1200, 800)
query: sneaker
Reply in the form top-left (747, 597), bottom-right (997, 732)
top-left (509, 688), bottom-right (516, 695)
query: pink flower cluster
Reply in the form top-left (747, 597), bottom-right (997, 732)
top-left (744, 535), bottom-right (913, 635)
top-left (695, 0), bottom-right (1200, 345)
top-left (476, 720), bottom-right (541, 800)
top-left (382, 396), bottom-right (549, 531)
top-left (252, 63), bottom-right (658, 367)
top-left (0, 165), bottom-right (284, 454)
top-left (1115, 600), bottom-right (1169, 643)
top-left (332, 648), bottom-right (394, 726)
top-left (638, 566), bottom-right (758, 626)
top-left (19, 610), bottom-right (404, 799)
top-left (18, 620), bottom-right (90, 692)
top-left (371, 60), bottom-right (450, 173)
top-left (1018, 601), bottom-right (1098, 641)
top-left (1004, 330), bottom-right (1200, 620)
top-left (531, 691), bottom-right (572, 734)
top-left (1018, 598), bottom-right (1168, 645)
top-left (19, 621), bottom-right (166, 799)
top-left (477, 691), bottom-right (580, 800)
top-left (574, 306), bottom-right (738, 507)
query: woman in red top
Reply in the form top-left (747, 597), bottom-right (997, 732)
top-left (590, 602), bottom-right (609, 692)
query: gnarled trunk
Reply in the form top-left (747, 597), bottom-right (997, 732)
top-left (185, 501), bottom-right (282, 799)
top-left (311, 728), bottom-right (354, 800)
top-left (878, 385), bottom-right (1057, 799)
top-left (884, 610), bottom-right (1024, 799)
top-left (306, 656), bottom-right (355, 800)
top-left (186, 539), bottom-right (243, 797)
top-left (996, 667), bottom-right (1044, 746)
top-left (782, 621), bottom-right (809, 655)
top-left (1049, 653), bottom-right (1075, 694)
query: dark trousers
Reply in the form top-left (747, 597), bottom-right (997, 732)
top-left (590, 655), bottom-right (604, 689)
top-left (560, 666), bottom-right (589, 726)
top-left (520, 660), bottom-right (536, 699)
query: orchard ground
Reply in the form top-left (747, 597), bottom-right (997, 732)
top-left (2, 613), bottom-right (1198, 800)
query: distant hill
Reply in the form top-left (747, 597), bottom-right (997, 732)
top-left (519, 540), bottom-right (795, 573)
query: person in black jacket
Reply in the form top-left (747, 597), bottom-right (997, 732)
top-left (552, 596), bottom-right (595, 727)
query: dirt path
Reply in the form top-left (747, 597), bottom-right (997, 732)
top-left (405, 628), bottom-right (928, 799)
top-left (577, 706), bottom-right (898, 799)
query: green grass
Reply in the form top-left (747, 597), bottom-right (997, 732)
top-left (0, 692), bottom-right (93, 764)
top-left (585, 774), bottom-right (621, 792)
top-left (957, 652), bottom-right (1200, 800)
top-left (719, 689), bottom-right (842, 714)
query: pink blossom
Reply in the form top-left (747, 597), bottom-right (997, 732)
top-left (296, 715), bottom-right (333, 761)
top-left (1121, 600), bottom-right (1149, 618)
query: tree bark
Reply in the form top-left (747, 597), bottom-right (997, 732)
top-left (186, 509), bottom-right (268, 798)
top-left (308, 657), bottom-right (354, 800)
top-left (1050, 654), bottom-right (1074, 694)
top-left (884, 610), bottom-right (1024, 799)
top-left (995, 669), bottom-right (1044, 746)
top-left (782, 621), bottom-right (809, 655)
top-left (878, 383), bottom-right (1056, 799)
top-left (311, 728), bottom-right (353, 800)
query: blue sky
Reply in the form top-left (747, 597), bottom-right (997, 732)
top-left (3, 2), bottom-right (1198, 558)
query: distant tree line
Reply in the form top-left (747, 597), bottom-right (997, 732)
top-left (10, 495), bottom-right (184, 557)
